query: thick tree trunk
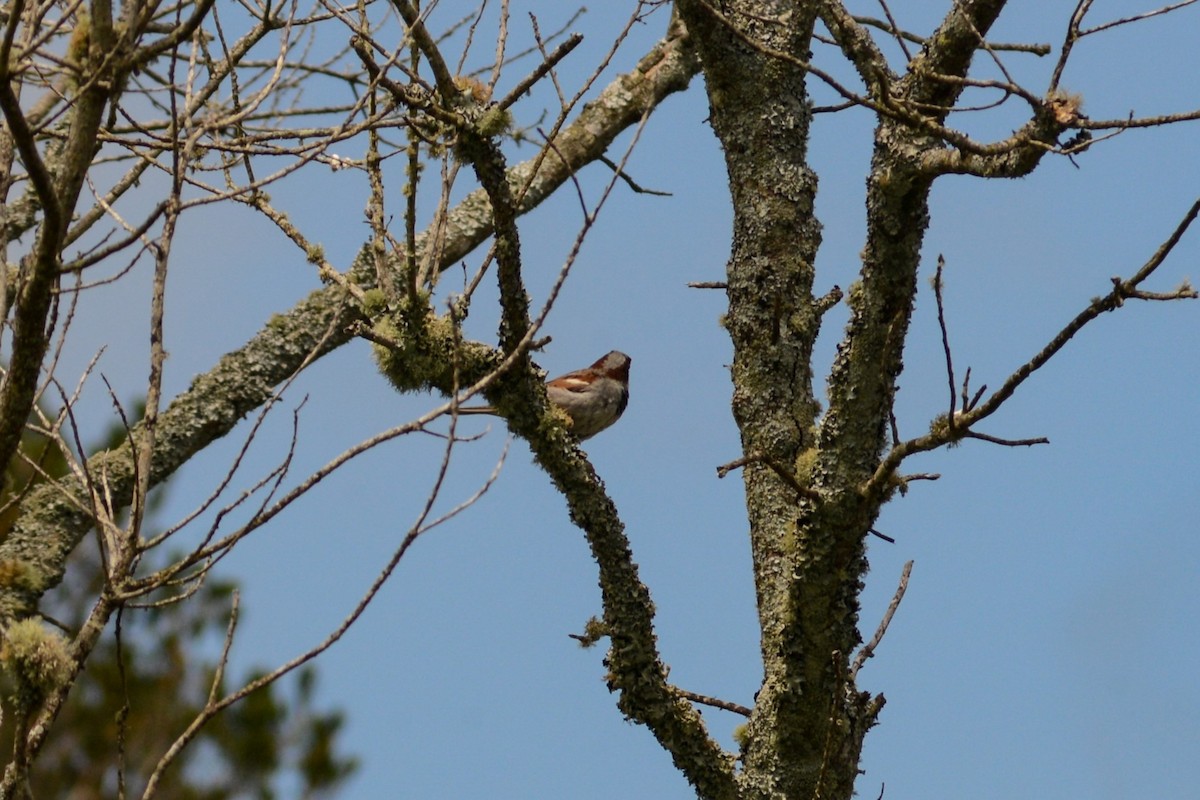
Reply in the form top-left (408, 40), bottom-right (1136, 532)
top-left (672, 1), bottom-right (1020, 796)
top-left (676, 2), bottom-right (871, 797)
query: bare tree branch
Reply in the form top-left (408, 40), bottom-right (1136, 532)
top-left (865, 197), bottom-right (1200, 500)
top-left (0, 19), bottom-right (701, 624)
top-left (851, 560), bottom-right (913, 679)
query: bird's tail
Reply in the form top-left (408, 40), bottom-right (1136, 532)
top-left (453, 406), bottom-right (497, 415)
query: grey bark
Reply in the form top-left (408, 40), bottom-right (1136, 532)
top-left (671, 1), bottom-right (1068, 797)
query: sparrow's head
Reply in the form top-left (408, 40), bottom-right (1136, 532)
top-left (591, 351), bottom-right (631, 382)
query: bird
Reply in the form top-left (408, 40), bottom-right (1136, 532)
top-left (456, 351), bottom-right (631, 439)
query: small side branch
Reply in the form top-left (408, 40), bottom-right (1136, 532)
top-left (866, 197), bottom-right (1199, 498)
top-left (933, 255), bottom-right (958, 420)
top-left (717, 452), bottom-right (821, 502)
top-left (965, 197), bottom-right (1200, 425)
top-left (851, 560), bottom-right (913, 679)
top-left (495, 33), bottom-right (584, 111)
top-left (963, 431), bottom-right (1048, 447)
top-left (597, 154), bottom-right (673, 196)
top-left (677, 688), bottom-right (751, 718)
top-left (815, 284), bottom-right (844, 314)
top-left (1079, 1), bottom-right (1199, 39)
top-left (845, 14), bottom-right (1051, 55)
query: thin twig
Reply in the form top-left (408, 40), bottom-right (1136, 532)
top-left (847, 14), bottom-right (1051, 54)
top-left (495, 32), bottom-right (583, 111)
top-left (963, 431), bottom-right (1048, 447)
top-left (873, 0), bottom-right (912, 63)
top-left (851, 560), bottom-right (913, 679)
top-left (716, 452), bottom-right (821, 502)
top-left (596, 154), bottom-right (673, 196)
top-left (1080, 0), bottom-right (1199, 37)
top-left (933, 255), bottom-right (957, 420)
top-left (677, 688), bottom-right (751, 717)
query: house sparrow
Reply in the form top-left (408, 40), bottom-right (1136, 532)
top-left (457, 351), bottom-right (631, 439)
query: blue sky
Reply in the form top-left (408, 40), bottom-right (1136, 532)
top-left (49, 2), bottom-right (1200, 798)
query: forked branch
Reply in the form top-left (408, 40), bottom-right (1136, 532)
top-left (866, 197), bottom-right (1200, 499)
